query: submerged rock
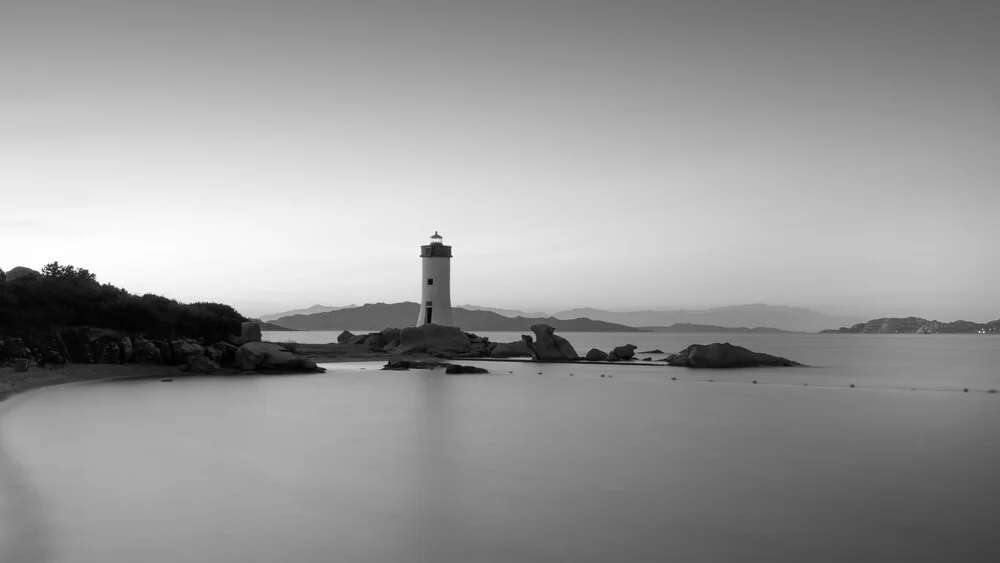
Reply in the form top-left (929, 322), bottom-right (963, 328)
top-left (444, 364), bottom-right (489, 375)
top-left (382, 359), bottom-right (440, 371)
top-left (666, 342), bottom-right (801, 369)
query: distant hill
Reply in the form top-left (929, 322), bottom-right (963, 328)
top-left (456, 304), bottom-right (549, 318)
top-left (256, 320), bottom-right (297, 331)
top-left (272, 302), bottom-right (643, 332)
top-left (260, 304), bottom-right (357, 322)
top-left (640, 323), bottom-right (798, 334)
top-left (820, 317), bottom-right (1000, 334)
top-left (552, 304), bottom-right (863, 333)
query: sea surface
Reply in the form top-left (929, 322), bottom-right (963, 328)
top-left (1, 333), bottom-right (998, 562)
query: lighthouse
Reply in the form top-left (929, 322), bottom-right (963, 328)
top-left (416, 231), bottom-right (454, 327)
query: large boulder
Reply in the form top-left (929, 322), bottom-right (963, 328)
top-left (394, 324), bottom-right (471, 355)
top-left (608, 344), bottom-right (637, 361)
top-left (666, 342), bottom-right (801, 369)
top-left (239, 322), bottom-right (262, 343)
top-left (585, 348), bottom-right (609, 361)
top-left (522, 324), bottom-right (579, 361)
top-left (234, 342), bottom-right (320, 372)
top-left (489, 340), bottom-right (532, 358)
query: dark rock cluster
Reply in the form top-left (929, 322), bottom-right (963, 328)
top-left (664, 342), bottom-right (801, 368)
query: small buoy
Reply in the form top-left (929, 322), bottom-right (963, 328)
top-left (538, 372), bottom-right (542, 375)
top-left (850, 384), bottom-right (855, 388)
top-left (570, 373), bottom-right (574, 376)
top-left (803, 383), bottom-right (808, 386)
top-left (600, 374), bottom-right (605, 378)
top-left (752, 380), bottom-right (757, 384)
top-left (509, 371), bottom-right (513, 374)
top-left (964, 388), bottom-right (969, 393)
top-left (671, 377), bottom-right (676, 381)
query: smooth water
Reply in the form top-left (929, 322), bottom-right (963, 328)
top-left (2, 334), bottom-right (998, 562)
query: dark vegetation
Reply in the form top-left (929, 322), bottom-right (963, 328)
top-left (0, 262), bottom-right (247, 345)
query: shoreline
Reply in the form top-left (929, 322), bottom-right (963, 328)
top-left (0, 363), bottom-right (187, 407)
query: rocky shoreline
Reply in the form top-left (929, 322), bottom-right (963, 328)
top-left (1, 321), bottom-right (806, 406)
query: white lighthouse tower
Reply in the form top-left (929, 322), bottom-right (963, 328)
top-left (416, 231), bottom-right (454, 327)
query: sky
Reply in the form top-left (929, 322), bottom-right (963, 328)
top-left (1, 0), bottom-right (997, 320)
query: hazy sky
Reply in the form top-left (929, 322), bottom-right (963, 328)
top-left (2, 0), bottom-right (997, 319)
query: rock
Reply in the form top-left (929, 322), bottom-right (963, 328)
top-left (103, 342), bottom-right (121, 364)
top-left (444, 364), bottom-right (489, 374)
top-left (382, 359), bottom-right (440, 371)
top-left (171, 340), bottom-right (205, 363)
top-left (522, 324), bottom-right (579, 361)
top-left (120, 337), bottom-right (133, 362)
top-left (239, 321), bottom-right (262, 343)
top-left (666, 342), bottom-right (801, 369)
top-left (186, 355), bottom-right (219, 374)
top-left (337, 330), bottom-right (355, 344)
top-left (234, 342), bottom-right (272, 370)
top-left (585, 348), bottom-right (609, 361)
top-left (42, 349), bottom-right (65, 365)
top-left (134, 340), bottom-right (160, 364)
top-left (212, 341), bottom-right (238, 365)
top-left (380, 327), bottom-right (400, 345)
top-left (394, 324), bottom-right (471, 355)
top-left (489, 340), bottom-right (533, 358)
top-left (642, 357), bottom-right (652, 361)
top-left (234, 342), bottom-right (321, 372)
top-left (639, 349), bottom-right (663, 354)
top-left (611, 345), bottom-right (637, 361)
top-left (203, 345), bottom-right (222, 364)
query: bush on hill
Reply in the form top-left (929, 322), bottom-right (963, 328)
top-left (0, 262), bottom-right (246, 343)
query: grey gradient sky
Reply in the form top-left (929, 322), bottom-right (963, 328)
top-left (2, 0), bottom-right (997, 319)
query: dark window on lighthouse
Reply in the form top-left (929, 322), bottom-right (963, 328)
top-left (427, 278), bottom-right (433, 285)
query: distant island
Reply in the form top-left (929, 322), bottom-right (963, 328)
top-left (820, 317), bottom-right (1000, 334)
top-left (271, 302), bottom-right (644, 332)
top-left (640, 323), bottom-right (798, 334)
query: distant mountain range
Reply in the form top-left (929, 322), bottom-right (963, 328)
top-left (260, 304), bottom-right (357, 322)
top-left (551, 304), bottom-right (862, 333)
top-left (272, 302), bottom-right (643, 332)
top-left (457, 305), bottom-right (549, 318)
top-left (820, 317), bottom-right (1000, 334)
top-left (641, 323), bottom-right (798, 334)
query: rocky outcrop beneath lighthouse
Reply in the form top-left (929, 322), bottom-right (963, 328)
top-left (393, 324), bottom-right (472, 355)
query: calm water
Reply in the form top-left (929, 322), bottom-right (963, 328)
top-left (1, 334), bottom-right (998, 562)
